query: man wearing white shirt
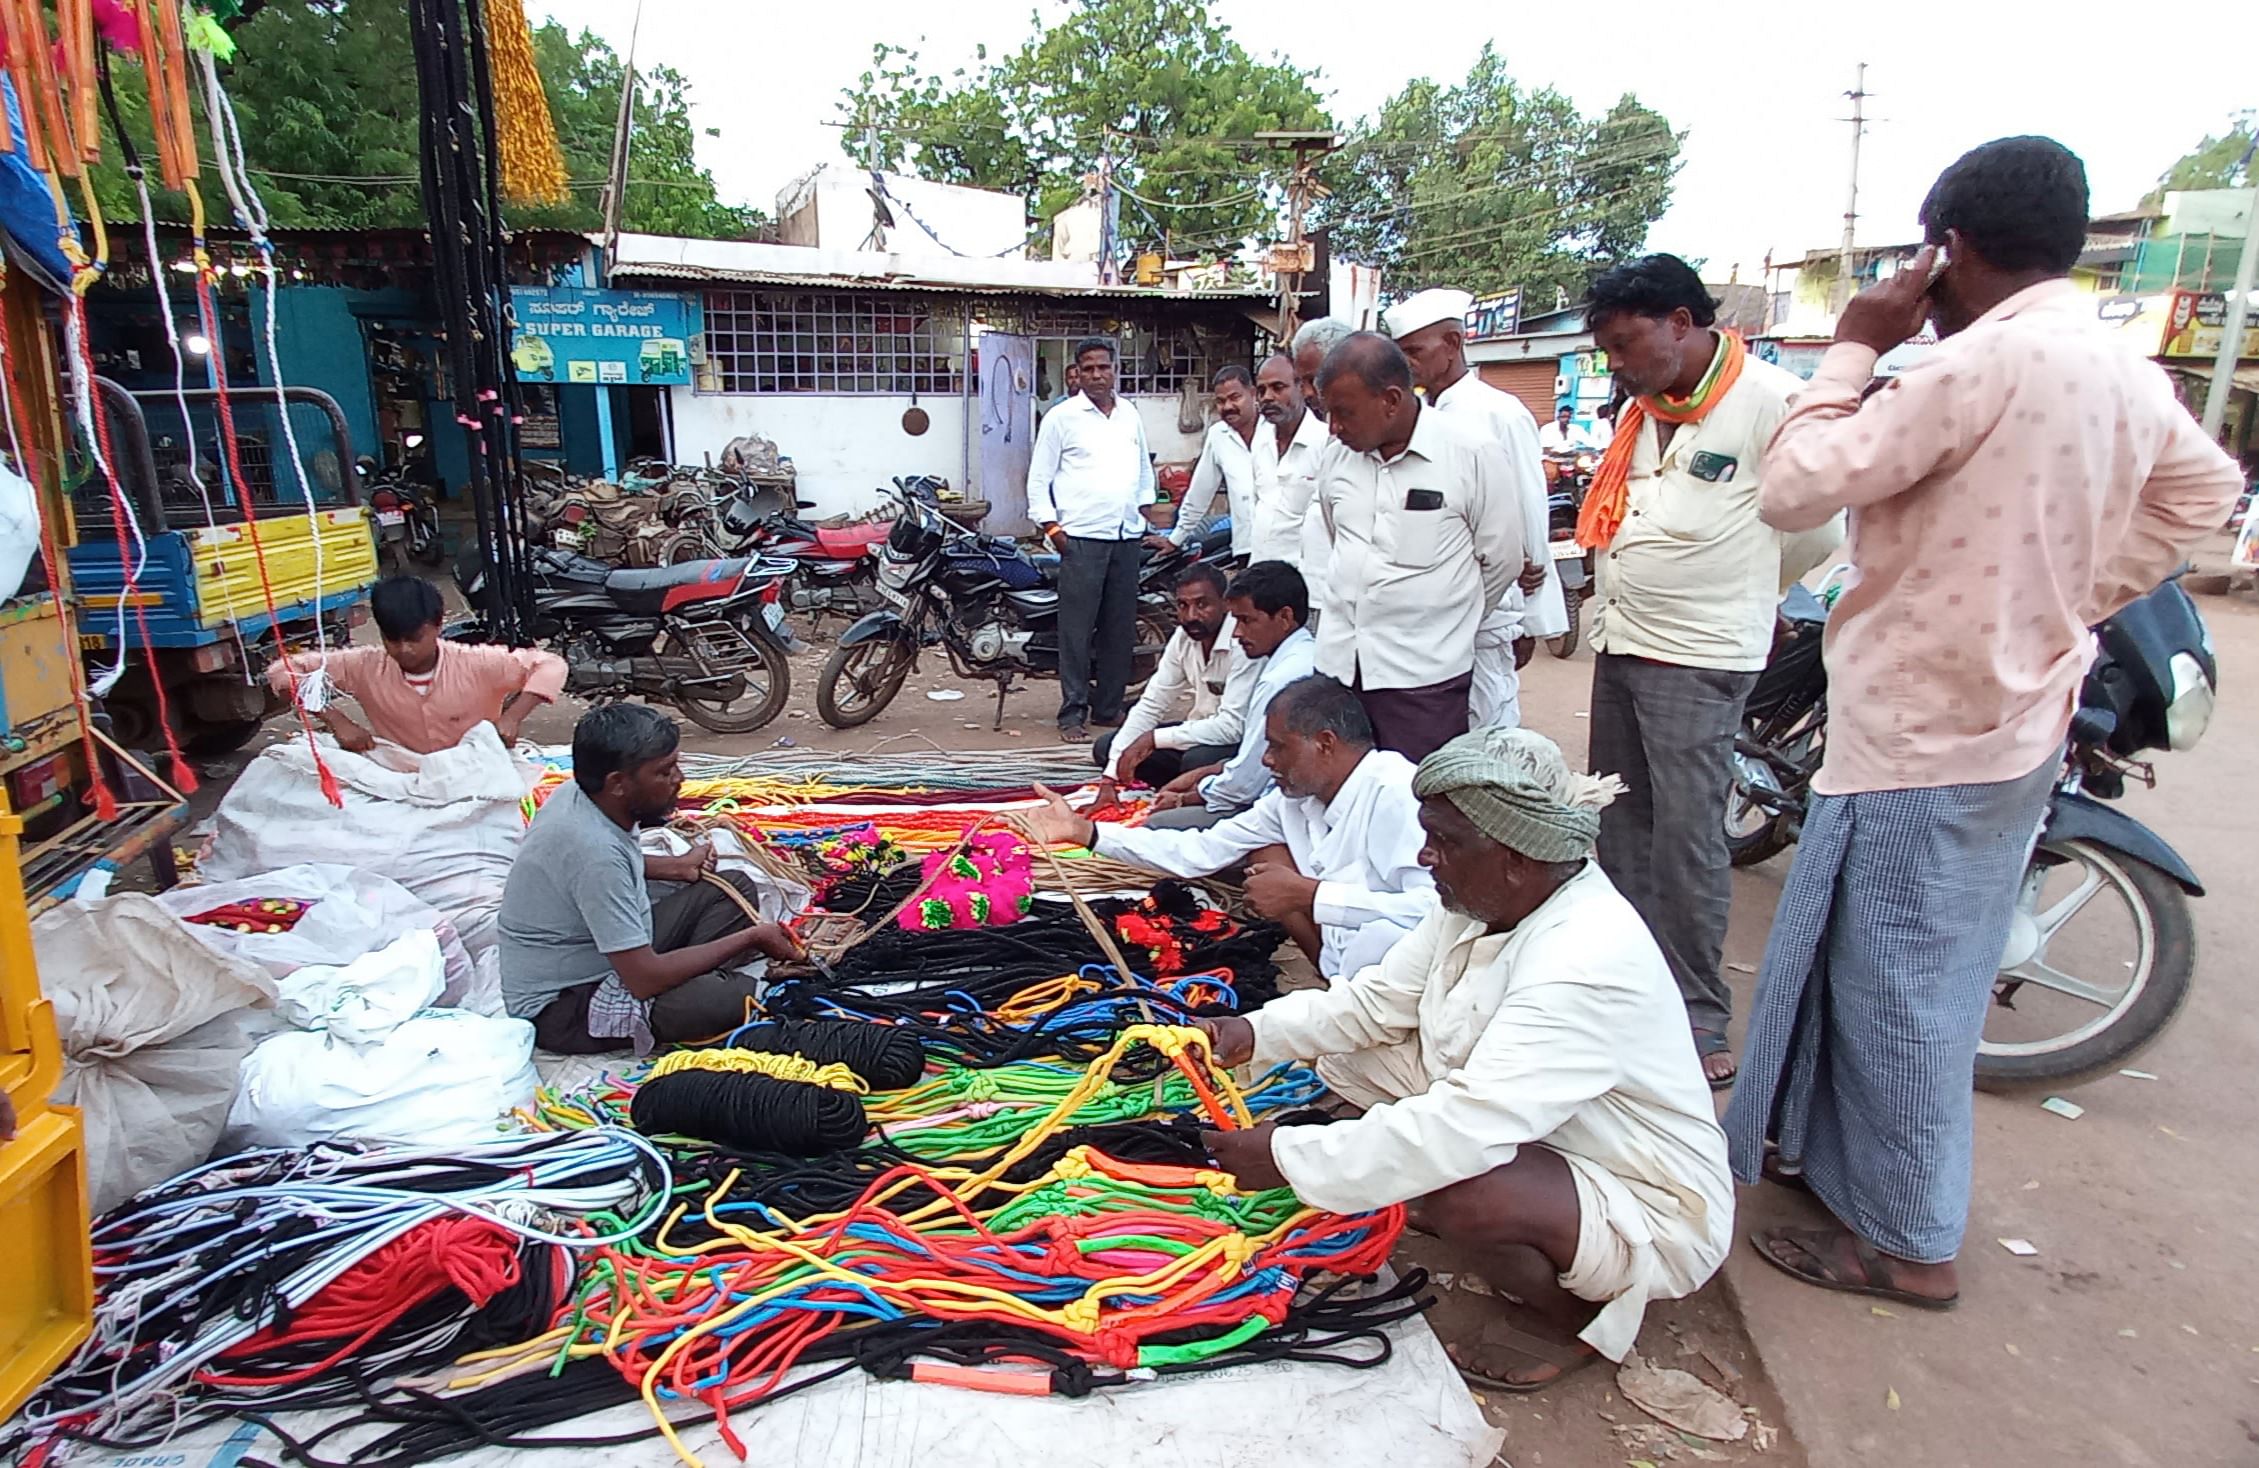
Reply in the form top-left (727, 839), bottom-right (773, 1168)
top-left (1387, 289), bottom-right (1559, 732)
top-left (1291, 316), bottom-right (1355, 421)
top-left (1027, 674), bottom-right (1434, 979)
top-left (1310, 333), bottom-right (1523, 762)
top-left (1146, 560), bottom-right (1317, 829)
top-left (1026, 337), bottom-right (1169, 741)
top-left (1095, 563), bottom-right (1250, 786)
top-left (1250, 353), bottom-right (1332, 608)
top-left (1171, 366), bottom-right (1259, 557)
top-left (1538, 403), bottom-right (1597, 454)
top-left (1197, 727), bottom-right (1731, 1392)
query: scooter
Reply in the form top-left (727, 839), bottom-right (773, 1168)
top-left (1542, 448), bottom-right (1597, 658)
top-left (1724, 575), bottom-right (2217, 1089)
top-left (452, 544), bottom-right (798, 735)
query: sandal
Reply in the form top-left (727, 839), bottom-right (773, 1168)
top-left (1447, 1316), bottom-right (1603, 1395)
top-left (1694, 1028), bottom-right (1738, 1091)
top-left (1759, 1149), bottom-right (1811, 1194)
top-left (1751, 1225), bottom-right (1960, 1311)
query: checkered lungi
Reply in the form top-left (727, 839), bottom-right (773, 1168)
top-left (1722, 758), bottom-right (2055, 1263)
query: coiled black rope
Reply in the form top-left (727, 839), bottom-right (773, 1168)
top-left (628, 1069), bottom-right (868, 1157)
top-left (727, 1019), bottom-right (926, 1090)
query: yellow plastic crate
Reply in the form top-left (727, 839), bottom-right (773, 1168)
top-left (0, 809), bottom-right (94, 1421)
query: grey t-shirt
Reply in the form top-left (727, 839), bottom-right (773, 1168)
top-left (498, 783), bottom-right (652, 1018)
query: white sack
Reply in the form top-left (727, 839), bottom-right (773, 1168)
top-left (224, 1010), bottom-right (538, 1150)
top-left (274, 929), bottom-right (445, 1044)
top-left (153, 862), bottom-right (478, 1004)
top-left (200, 726), bottom-right (532, 955)
top-left (0, 459), bottom-right (39, 600)
top-left (35, 895), bottom-right (279, 1215)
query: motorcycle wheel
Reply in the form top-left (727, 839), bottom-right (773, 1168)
top-left (1546, 592), bottom-right (1581, 659)
top-left (817, 639), bottom-right (914, 728)
top-left (652, 529), bottom-right (711, 566)
top-left (410, 521), bottom-right (447, 566)
top-left (1725, 746), bottom-right (1798, 868)
top-left (1975, 838), bottom-right (2197, 1092)
top-left (661, 615), bottom-right (791, 735)
top-left (1127, 604), bottom-right (1175, 697)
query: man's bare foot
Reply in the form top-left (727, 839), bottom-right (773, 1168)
top-left (1693, 1028), bottom-right (1737, 1090)
top-left (1751, 1223), bottom-right (1960, 1309)
top-left (1446, 1311), bottom-right (1603, 1393)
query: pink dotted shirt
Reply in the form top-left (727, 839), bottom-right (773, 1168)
top-left (268, 639), bottom-right (568, 754)
top-left (1759, 279), bottom-right (2239, 796)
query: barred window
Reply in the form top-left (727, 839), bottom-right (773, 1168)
top-left (977, 307), bottom-right (1250, 396)
top-left (701, 290), bottom-right (966, 394)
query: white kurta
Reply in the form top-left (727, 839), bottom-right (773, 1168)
top-left (1109, 619), bottom-right (1251, 761)
top-left (1173, 420), bottom-right (1258, 556)
top-left (1092, 748), bottom-right (1434, 978)
top-left (1246, 863), bottom-right (1734, 1359)
top-left (1430, 372), bottom-right (1566, 642)
top-left (1249, 407), bottom-right (1332, 571)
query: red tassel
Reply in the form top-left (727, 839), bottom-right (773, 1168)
top-left (91, 780), bottom-right (118, 822)
top-left (316, 760), bottom-right (342, 809)
top-left (168, 755), bottom-right (199, 795)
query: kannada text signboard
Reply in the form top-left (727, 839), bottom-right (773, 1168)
top-left (510, 287), bottom-right (700, 387)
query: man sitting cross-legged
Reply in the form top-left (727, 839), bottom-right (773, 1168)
top-left (499, 703), bottom-right (802, 1053)
top-left (1094, 562), bottom-right (1251, 788)
top-left (1197, 727), bottom-right (1732, 1392)
top-left (1027, 673), bottom-right (1432, 981)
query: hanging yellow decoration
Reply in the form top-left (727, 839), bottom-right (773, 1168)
top-left (482, 0), bottom-right (568, 207)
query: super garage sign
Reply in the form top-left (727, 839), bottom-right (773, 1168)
top-left (510, 287), bottom-right (700, 386)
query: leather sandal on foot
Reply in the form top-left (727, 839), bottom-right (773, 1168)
top-left (1693, 1028), bottom-right (1738, 1091)
top-left (1752, 1225), bottom-right (1959, 1311)
top-left (1448, 1318), bottom-right (1603, 1394)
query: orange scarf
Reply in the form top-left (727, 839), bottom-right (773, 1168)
top-left (1575, 330), bottom-right (1747, 550)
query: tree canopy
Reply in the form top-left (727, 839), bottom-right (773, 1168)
top-left (2145, 112), bottom-right (2256, 205)
top-left (842, 0), bottom-right (1329, 251)
top-left (1311, 45), bottom-right (1680, 307)
top-left (87, 0), bottom-right (756, 237)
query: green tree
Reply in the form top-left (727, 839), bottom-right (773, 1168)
top-left (1311, 45), bottom-right (1680, 306)
top-left (844, 0), bottom-right (1330, 251)
top-left (2145, 112), bottom-right (2256, 204)
top-left (87, 0), bottom-right (756, 237)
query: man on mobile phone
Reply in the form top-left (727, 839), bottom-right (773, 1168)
top-left (1026, 337), bottom-right (1169, 743)
top-left (1579, 254), bottom-right (1842, 1090)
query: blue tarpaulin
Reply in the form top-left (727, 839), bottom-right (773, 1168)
top-left (1, 74), bottom-right (79, 287)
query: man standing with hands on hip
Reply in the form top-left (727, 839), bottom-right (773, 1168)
top-left (1576, 254), bottom-right (1836, 1088)
top-left (1726, 137), bottom-right (2238, 1309)
top-left (1027, 337), bottom-right (1169, 743)
top-left (1386, 289), bottom-right (1558, 731)
top-left (1310, 332), bottom-right (1523, 762)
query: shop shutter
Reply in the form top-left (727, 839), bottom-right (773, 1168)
top-left (1477, 360), bottom-right (1561, 422)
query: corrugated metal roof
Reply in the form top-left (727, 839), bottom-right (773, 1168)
top-left (612, 258), bottom-right (1274, 301)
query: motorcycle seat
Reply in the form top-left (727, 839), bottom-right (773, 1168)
top-left (536, 549), bottom-right (618, 584)
top-left (604, 557), bottom-right (753, 613)
top-left (1005, 588), bottom-right (1058, 615)
top-left (814, 522), bottom-right (890, 555)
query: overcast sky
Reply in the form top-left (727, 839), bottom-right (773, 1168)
top-left (533, 0), bottom-right (2253, 281)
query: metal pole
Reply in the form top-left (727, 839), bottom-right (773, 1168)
top-left (1834, 62), bottom-right (1868, 314)
top-left (2200, 190), bottom-right (2259, 437)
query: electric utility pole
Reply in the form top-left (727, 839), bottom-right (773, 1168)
top-left (599, 0), bottom-right (645, 265)
top-left (1834, 62), bottom-right (1869, 315)
top-left (2200, 133), bottom-right (2259, 437)
top-left (1257, 130), bottom-right (1338, 339)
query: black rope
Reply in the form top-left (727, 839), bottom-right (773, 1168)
top-left (629, 1068), bottom-right (869, 1156)
top-left (725, 1019), bottom-right (926, 1090)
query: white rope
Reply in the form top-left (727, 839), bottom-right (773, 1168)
top-left (61, 306), bottom-right (146, 695)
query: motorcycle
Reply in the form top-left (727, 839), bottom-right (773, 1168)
top-left (815, 487), bottom-right (1171, 730)
top-left (656, 475), bottom-right (895, 633)
top-left (1542, 448), bottom-right (1598, 658)
top-left (363, 449), bottom-right (445, 571)
top-left (452, 543), bottom-right (796, 735)
top-left (1725, 575), bottom-right (2218, 1089)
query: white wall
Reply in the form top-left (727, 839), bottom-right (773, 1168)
top-left (669, 389), bottom-right (1208, 524)
top-left (669, 392), bottom-right (974, 520)
top-left (771, 166), bottom-right (1030, 263)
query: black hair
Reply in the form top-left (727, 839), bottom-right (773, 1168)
top-left (1072, 336), bottom-right (1118, 365)
top-left (1584, 255), bottom-right (1718, 329)
top-left (1269, 674), bottom-right (1372, 747)
top-left (1314, 332), bottom-right (1415, 397)
top-left (1211, 363), bottom-right (1255, 392)
top-left (572, 703), bottom-right (680, 795)
top-left (1919, 135), bottom-right (2089, 274)
top-left (369, 576), bottom-right (445, 640)
top-left (1225, 559), bottom-right (1309, 626)
top-left (1172, 561), bottom-right (1227, 597)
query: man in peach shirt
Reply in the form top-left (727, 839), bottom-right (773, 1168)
top-left (267, 577), bottom-right (567, 753)
top-left (1724, 138), bottom-right (2239, 1309)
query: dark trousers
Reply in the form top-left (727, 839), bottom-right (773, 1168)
top-left (531, 872), bottom-right (765, 1053)
top-left (1354, 670), bottom-right (1474, 764)
top-left (1055, 534), bottom-right (1141, 728)
top-left (1587, 653), bottom-right (1759, 1034)
top-left (1092, 727), bottom-right (1238, 786)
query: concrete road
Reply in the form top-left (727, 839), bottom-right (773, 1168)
top-left (1517, 578), bottom-right (2259, 1467)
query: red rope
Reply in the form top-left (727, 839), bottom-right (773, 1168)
top-left (192, 267), bottom-right (340, 806)
top-left (0, 288), bottom-right (117, 818)
top-left (73, 297), bottom-right (196, 795)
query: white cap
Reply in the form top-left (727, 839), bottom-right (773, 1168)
top-left (1383, 288), bottom-right (1474, 341)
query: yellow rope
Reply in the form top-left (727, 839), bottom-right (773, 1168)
top-left (644, 1047), bottom-right (868, 1095)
